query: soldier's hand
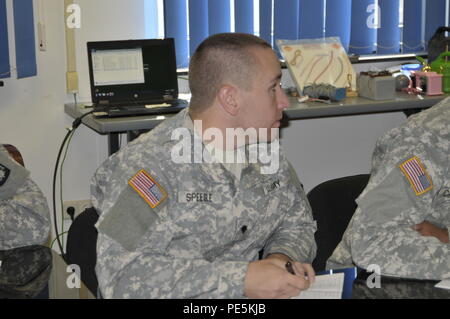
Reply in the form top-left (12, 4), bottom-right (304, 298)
top-left (266, 253), bottom-right (316, 284)
top-left (413, 221), bottom-right (449, 243)
top-left (244, 258), bottom-right (310, 299)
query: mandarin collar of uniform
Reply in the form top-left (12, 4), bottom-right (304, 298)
top-left (161, 108), bottom-right (281, 186)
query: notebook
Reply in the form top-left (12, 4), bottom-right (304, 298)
top-left (292, 273), bottom-right (345, 299)
top-left (87, 38), bottom-right (188, 118)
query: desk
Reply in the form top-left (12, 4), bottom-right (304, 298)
top-left (352, 271), bottom-right (450, 299)
top-left (65, 93), bottom-right (447, 155)
top-left (320, 268), bottom-right (450, 299)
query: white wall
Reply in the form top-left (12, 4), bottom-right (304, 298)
top-left (0, 0), bottom-right (407, 242)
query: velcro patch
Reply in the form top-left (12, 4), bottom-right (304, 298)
top-left (263, 179), bottom-right (281, 195)
top-left (399, 156), bottom-right (433, 196)
top-left (128, 169), bottom-right (167, 208)
top-left (0, 164), bottom-right (10, 186)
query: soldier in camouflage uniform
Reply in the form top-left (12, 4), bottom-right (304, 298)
top-left (91, 33), bottom-right (317, 298)
top-left (0, 145), bottom-right (50, 250)
top-left (327, 97), bottom-right (450, 280)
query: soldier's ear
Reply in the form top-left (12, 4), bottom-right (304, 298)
top-left (217, 84), bottom-right (239, 116)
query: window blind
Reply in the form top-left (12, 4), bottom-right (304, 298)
top-left (298, 0), bottom-right (324, 40)
top-left (235, 0), bottom-right (254, 34)
top-left (377, 0), bottom-right (401, 54)
top-left (425, 0), bottom-right (447, 48)
top-left (0, 0), bottom-right (10, 79)
top-left (325, 0), bottom-right (352, 51)
top-left (259, 0), bottom-right (272, 45)
top-left (403, 0), bottom-right (423, 53)
top-left (189, 0), bottom-right (209, 58)
top-left (158, 0), bottom-right (449, 67)
top-left (164, 0), bottom-right (189, 68)
top-left (13, 0), bottom-right (37, 78)
top-left (349, 0), bottom-right (376, 55)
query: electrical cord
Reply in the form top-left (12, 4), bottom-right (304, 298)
top-left (59, 128), bottom-right (75, 249)
top-left (52, 107), bottom-right (94, 262)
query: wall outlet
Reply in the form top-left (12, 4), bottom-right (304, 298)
top-left (63, 199), bottom-right (92, 221)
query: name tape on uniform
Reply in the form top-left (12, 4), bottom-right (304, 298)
top-left (178, 191), bottom-right (218, 203)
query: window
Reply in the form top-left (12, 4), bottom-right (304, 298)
top-left (144, 0), bottom-right (450, 68)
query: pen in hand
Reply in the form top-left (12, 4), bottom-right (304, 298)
top-left (285, 261), bottom-right (295, 275)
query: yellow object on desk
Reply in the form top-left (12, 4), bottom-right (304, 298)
top-left (145, 103), bottom-right (171, 109)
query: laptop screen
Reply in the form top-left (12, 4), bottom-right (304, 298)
top-left (87, 38), bottom-right (179, 104)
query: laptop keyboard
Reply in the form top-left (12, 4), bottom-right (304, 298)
top-left (93, 99), bottom-right (188, 118)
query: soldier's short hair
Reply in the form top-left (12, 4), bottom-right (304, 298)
top-left (188, 33), bottom-right (272, 115)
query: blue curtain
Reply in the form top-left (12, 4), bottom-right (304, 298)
top-left (349, 0), bottom-right (376, 55)
top-left (274, 0), bottom-right (299, 41)
top-left (298, 0), bottom-right (324, 39)
top-left (259, 0), bottom-right (272, 45)
top-left (425, 0), bottom-right (446, 48)
top-left (402, 0), bottom-right (423, 53)
top-left (377, 0), bottom-right (400, 54)
top-left (13, 0), bottom-right (37, 78)
top-left (161, 0), bottom-right (449, 68)
top-left (145, 0), bottom-right (159, 39)
top-left (208, 0), bottom-right (231, 35)
top-left (164, 0), bottom-right (189, 68)
top-left (189, 0), bottom-right (208, 56)
top-left (0, 0), bottom-right (10, 79)
top-left (235, 0), bottom-right (254, 34)
top-left (325, 0), bottom-right (352, 52)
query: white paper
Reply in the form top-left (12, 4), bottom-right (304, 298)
top-left (293, 273), bottom-right (344, 299)
top-left (435, 279), bottom-right (450, 290)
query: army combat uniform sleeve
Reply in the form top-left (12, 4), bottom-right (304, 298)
top-left (347, 123), bottom-right (450, 280)
top-left (91, 155), bottom-right (249, 299)
top-left (0, 147), bottom-right (50, 250)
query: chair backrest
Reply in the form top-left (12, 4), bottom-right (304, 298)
top-left (65, 207), bottom-right (99, 296)
top-left (307, 174), bottom-right (370, 272)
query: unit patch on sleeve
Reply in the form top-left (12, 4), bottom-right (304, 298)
top-left (128, 169), bottom-right (168, 208)
top-left (399, 156), bottom-right (433, 196)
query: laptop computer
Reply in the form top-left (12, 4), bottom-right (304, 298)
top-left (87, 38), bottom-right (188, 118)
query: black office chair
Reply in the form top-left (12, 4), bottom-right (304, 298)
top-left (65, 207), bottom-right (99, 296)
top-left (307, 174), bottom-right (370, 272)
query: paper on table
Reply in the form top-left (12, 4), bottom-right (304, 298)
top-left (292, 273), bottom-right (344, 299)
top-left (435, 279), bottom-right (450, 290)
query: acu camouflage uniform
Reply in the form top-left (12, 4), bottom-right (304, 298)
top-left (91, 108), bottom-right (317, 298)
top-left (0, 145), bottom-right (50, 250)
top-left (0, 145), bottom-right (51, 298)
top-left (327, 97), bottom-right (450, 280)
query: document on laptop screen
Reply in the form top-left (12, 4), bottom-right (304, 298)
top-left (92, 48), bottom-right (145, 86)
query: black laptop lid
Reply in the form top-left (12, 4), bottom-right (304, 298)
top-left (87, 38), bottom-right (178, 104)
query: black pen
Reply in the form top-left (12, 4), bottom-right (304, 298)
top-left (285, 261), bottom-right (295, 275)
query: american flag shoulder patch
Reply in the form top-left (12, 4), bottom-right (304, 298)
top-left (399, 156), bottom-right (433, 196)
top-left (128, 169), bottom-right (167, 208)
